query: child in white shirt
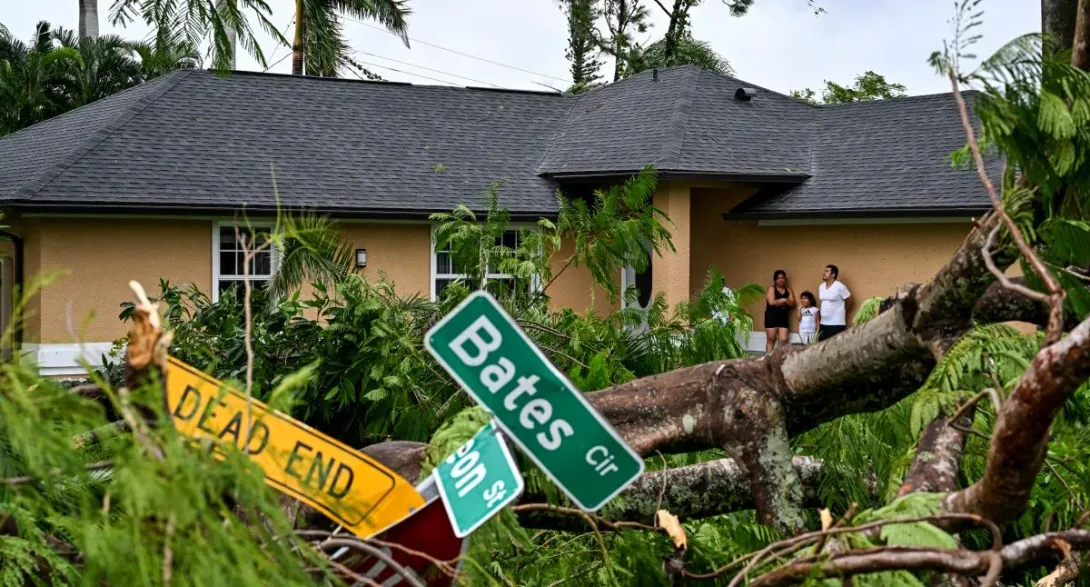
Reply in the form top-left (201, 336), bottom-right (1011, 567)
top-left (797, 291), bottom-right (819, 345)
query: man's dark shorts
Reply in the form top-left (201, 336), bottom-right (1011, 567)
top-left (818, 325), bottom-right (846, 341)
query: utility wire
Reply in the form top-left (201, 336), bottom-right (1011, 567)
top-left (350, 59), bottom-right (460, 86)
top-left (345, 17), bottom-right (571, 83)
top-left (263, 17), bottom-right (296, 72)
top-left (349, 50), bottom-right (505, 88)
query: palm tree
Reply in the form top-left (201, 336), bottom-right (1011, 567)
top-left (52, 27), bottom-right (142, 106)
top-left (0, 22), bottom-right (197, 136)
top-left (0, 22), bottom-right (81, 135)
top-left (291, 0), bottom-right (411, 76)
top-left (628, 32), bottom-right (732, 76)
top-left (107, 0), bottom-right (286, 71)
top-left (79, 0), bottom-right (100, 39)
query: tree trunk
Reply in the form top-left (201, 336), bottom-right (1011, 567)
top-left (1043, 0), bottom-right (1080, 57)
top-left (78, 0), bottom-right (99, 39)
top-left (292, 0), bottom-right (305, 75)
top-left (1072, 0), bottom-right (1090, 70)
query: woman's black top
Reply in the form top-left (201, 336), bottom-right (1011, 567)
top-left (764, 286), bottom-right (790, 329)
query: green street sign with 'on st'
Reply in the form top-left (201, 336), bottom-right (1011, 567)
top-left (425, 291), bottom-right (644, 511)
top-left (433, 421), bottom-right (524, 538)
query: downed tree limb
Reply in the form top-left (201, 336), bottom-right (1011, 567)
top-left (897, 413), bottom-right (973, 497)
top-left (746, 530), bottom-right (1090, 587)
top-left (584, 212), bottom-right (1014, 531)
top-left (944, 315), bottom-right (1090, 523)
top-left (516, 457), bottom-right (848, 530)
top-left (359, 441), bottom-right (866, 530)
top-left (973, 278), bottom-right (1082, 330)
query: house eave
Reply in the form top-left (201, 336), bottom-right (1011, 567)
top-left (0, 201), bottom-right (559, 221)
top-left (722, 206), bottom-right (991, 221)
top-left (545, 169), bottom-right (811, 183)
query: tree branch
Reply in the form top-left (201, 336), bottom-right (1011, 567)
top-left (944, 315), bottom-right (1090, 522)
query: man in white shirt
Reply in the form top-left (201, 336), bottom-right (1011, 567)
top-left (818, 264), bottom-right (851, 341)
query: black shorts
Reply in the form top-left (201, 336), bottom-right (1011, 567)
top-left (764, 309), bottom-right (790, 329)
top-left (818, 324), bottom-right (846, 340)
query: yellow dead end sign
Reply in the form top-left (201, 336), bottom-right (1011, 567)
top-left (164, 357), bottom-right (425, 538)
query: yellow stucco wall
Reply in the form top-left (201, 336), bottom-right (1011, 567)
top-left (689, 187), bottom-right (975, 330)
top-left (15, 217), bottom-right (614, 344)
top-left (546, 238), bottom-right (617, 316)
top-left (652, 182), bottom-right (692, 311)
top-left (11, 188), bottom-right (978, 346)
top-left (337, 223), bottom-right (432, 295)
top-left (25, 217), bottom-right (213, 343)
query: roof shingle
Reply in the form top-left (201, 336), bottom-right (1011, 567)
top-left (0, 65), bottom-right (993, 218)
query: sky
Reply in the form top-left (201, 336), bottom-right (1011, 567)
top-left (5, 0), bottom-right (1041, 96)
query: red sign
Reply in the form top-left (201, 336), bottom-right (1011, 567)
top-left (336, 482), bottom-right (469, 586)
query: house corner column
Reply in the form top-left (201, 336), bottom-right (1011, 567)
top-left (651, 182), bottom-right (691, 312)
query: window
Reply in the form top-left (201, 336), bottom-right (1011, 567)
top-left (213, 225), bottom-right (278, 302)
top-left (432, 228), bottom-right (535, 299)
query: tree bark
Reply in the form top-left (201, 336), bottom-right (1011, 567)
top-left (1072, 0), bottom-right (1090, 70)
top-left (292, 0), bottom-right (305, 75)
top-left (944, 314), bottom-right (1090, 522)
top-left (1044, 0), bottom-right (1080, 57)
top-left (897, 414), bottom-right (972, 497)
top-left (78, 0), bottom-right (99, 39)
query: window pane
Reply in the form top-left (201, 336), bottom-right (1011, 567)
top-left (435, 278), bottom-right (455, 298)
top-left (220, 250), bottom-right (236, 275)
top-left (436, 251), bottom-right (453, 275)
top-left (220, 228), bottom-right (238, 250)
top-left (218, 279), bottom-right (268, 300)
top-left (500, 231), bottom-right (518, 249)
top-left (252, 251), bottom-right (272, 276)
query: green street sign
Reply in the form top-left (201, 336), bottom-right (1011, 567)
top-left (433, 421), bottom-right (524, 538)
top-left (425, 291), bottom-right (644, 511)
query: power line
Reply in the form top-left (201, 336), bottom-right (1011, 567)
top-left (349, 50), bottom-right (505, 88)
top-left (350, 59), bottom-right (460, 86)
top-left (263, 17), bottom-right (296, 72)
top-left (263, 51), bottom-right (292, 72)
top-left (345, 17), bottom-right (571, 83)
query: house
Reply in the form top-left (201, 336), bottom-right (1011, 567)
top-left (0, 65), bottom-right (993, 375)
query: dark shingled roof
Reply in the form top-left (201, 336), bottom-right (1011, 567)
top-left (0, 65), bottom-right (992, 218)
top-left (727, 91), bottom-right (997, 218)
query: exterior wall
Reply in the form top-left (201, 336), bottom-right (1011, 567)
top-left (652, 182), bottom-right (691, 311)
top-left (12, 216), bottom-right (614, 374)
top-left (338, 223), bottom-right (432, 296)
top-left (547, 239), bottom-right (617, 316)
top-left (34, 217), bottom-right (214, 344)
top-left (689, 186), bottom-right (975, 336)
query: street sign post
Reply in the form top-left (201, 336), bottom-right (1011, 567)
top-left (424, 291), bottom-right (643, 511)
top-left (433, 421), bottom-right (524, 537)
top-left (165, 357), bottom-right (425, 538)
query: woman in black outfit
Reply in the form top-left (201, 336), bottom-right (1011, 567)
top-left (764, 269), bottom-right (795, 353)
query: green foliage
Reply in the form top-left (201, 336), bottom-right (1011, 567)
top-left (0, 361), bottom-right (333, 586)
top-left (107, 0), bottom-right (285, 72)
top-left (910, 324), bottom-right (1037, 437)
top-left (558, 166), bottom-right (674, 303)
top-left (298, 0), bottom-right (410, 77)
top-left (791, 71), bottom-right (906, 104)
top-left (559, 0), bottom-right (604, 90)
top-left (0, 21), bottom-right (197, 136)
top-left (851, 296), bottom-right (885, 325)
top-left (630, 32), bottom-right (733, 76)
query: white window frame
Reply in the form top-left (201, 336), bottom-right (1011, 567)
top-left (430, 223), bottom-right (541, 300)
top-left (211, 221), bottom-right (280, 302)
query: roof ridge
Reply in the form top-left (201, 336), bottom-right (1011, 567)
top-left (16, 70), bottom-right (195, 202)
top-left (656, 67), bottom-right (700, 168)
top-left (815, 89), bottom-right (978, 107)
top-left (205, 68), bottom-right (568, 97)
